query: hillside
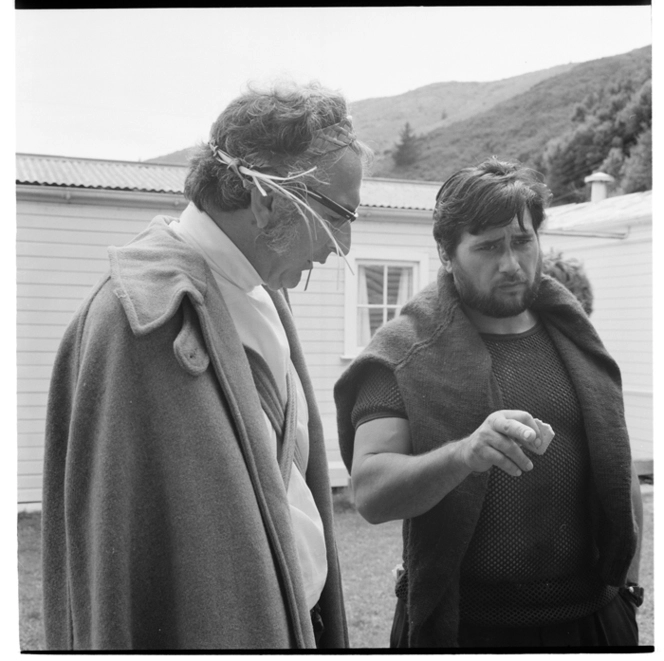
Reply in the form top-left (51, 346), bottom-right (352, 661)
top-left (349, 63), bottom-right (576, 156)
top-left (375, 46), bottom-right (651, 183)
top-left (148, 46), bottom-right (651, 184)
top-left (147, 62), bottom-right (576, 166)
top-left (149, 145), bottom-right (198, 165)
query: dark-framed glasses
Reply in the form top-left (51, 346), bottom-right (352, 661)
top-left (306, 188), bottom-right (358, 223)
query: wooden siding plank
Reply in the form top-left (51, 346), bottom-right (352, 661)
top-left (17, 365), bottom-right (53, 380)
top-left (18, 419), bottom-right (48, 434)
top-left (17, 310), bottom-right (78, 326)
top-left (17, 379), bottom-right (51, 394)
top-left (17, 241), bottom-right (111, 259)
top-left (17, 296), bottom-right (90, 312)
top-left (18, 490), bottom-right (44, 505)
top-left (17, 269), bottom-right (108, 286)
top-left (17, 475), bottom-right (43, 490)
top-left (18, 460), bottom-right (44, 475)
top-left (17, 352), bottom-right (57, 366)
top-left (18, 282), bottom-right (97, 300)
top-left (17, 338), bottom-right (62, 354)
top-left (17, 255), bottom-right (109, 273)
top-left (18, 226), bottom-right (141, 246)
top-left (18, 433), bottom-right (48, 448)
top-left (19, 212), bottom-right (155, 233)
top-left (18, 324), bottom-right (69, 339)
top-left (17, 393), bottom-right (50, 409)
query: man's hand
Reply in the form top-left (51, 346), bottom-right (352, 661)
top-left (351, 411), bottom-right (543, 523)
top-left (457, 410), bottom-right (540, 477)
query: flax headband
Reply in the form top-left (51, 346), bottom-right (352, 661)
top-left (308, 116), bottom-right (356, 156)
top-left (207, 117), bottom-right (357, 278)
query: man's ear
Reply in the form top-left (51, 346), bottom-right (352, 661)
top-left (437, 243), bottom-right (454, 273)
top-left (249, 187), bottom-right (275, 229)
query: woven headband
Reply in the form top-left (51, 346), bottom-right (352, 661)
top-left (207, 115), bottom-right (356, 191)
top-left (309, 116), bottom-right (356, 156)
top-left (207, 118), bottom-right (356, 280)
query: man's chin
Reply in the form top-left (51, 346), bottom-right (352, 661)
top-left (275, 270), bottom-right (303, 291)
top-left (463, 293), bottom-right (528, 319)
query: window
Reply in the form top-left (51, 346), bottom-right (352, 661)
top-left (344, 247), bottom-right (430, 358)
top-left (356, 263), bottom-right (413, 347)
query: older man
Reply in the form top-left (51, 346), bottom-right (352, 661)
top-left (42, 82), bottom-right (371, 650)
top-left (335, 158), bottom-right (643, 649)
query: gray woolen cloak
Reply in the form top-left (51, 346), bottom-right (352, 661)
top-left (42, 217), bottom-right (348, 650)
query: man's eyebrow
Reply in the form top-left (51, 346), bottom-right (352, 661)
top-left (473, 237), bottom-right (502, 247)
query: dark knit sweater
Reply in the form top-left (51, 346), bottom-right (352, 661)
top-left (351, 323), bottom-right (617, 628)
top-left (335, 269), bottom-right (636, 647)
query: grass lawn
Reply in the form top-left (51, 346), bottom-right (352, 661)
top-left (332, 485), bottom-right (655, 648)
top-left (18, 486), bottom-right (653, 650)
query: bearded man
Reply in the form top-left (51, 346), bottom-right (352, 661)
top-left (335, 158), bottom-right (643, 649)
top-left (42, 82), bottom-right (371, 650)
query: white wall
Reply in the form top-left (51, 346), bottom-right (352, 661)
top-left (17, 190), bottom-right (187, 505)
top-left (17, 189), bottom-right (652, 506)
top-left (539, 218), bottom-right (652, 471)
top-left (289, 209), bottom-right (437, 484)
top-left (16, 191), bottom-right (434, 501)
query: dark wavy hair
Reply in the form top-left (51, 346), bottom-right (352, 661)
top-left (184, 81), bottom-right (372, 213)
top-left (433, 157), bottom-right (552, 257)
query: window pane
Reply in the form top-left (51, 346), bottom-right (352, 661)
top-left (362, 265), bottom-right (385, 305)
top-left (369, 308), bottom-right (384, 336)
top-left (387, 266), bottom-right (413, 305)
top-left (357, 308), bottom-right (371, 347)
top-left (386, 308), bottom-right (397, 322)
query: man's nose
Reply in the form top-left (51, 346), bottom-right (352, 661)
top-left (498, 248), bottom-right (520, 274)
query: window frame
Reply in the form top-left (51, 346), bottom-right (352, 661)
top-left (343, 247), bottom-right (430, 359)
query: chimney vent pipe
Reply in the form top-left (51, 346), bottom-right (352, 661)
top-left (584, 172), bottom-right (614, 203)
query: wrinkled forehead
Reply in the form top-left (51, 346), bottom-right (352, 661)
top-left (466, 209), bottom-right (536, 242)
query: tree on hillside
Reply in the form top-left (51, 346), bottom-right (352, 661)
top-left (620, 127), bottom-right (652, 193)
top-left (393, 122), bottom-right (420, 167)
top-left (542, 74), bottom-right (651, 204)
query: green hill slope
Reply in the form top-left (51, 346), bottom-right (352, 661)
top-left (350, 63), bottom-right (576, 155)
top-left (147, 65), bottom-right (571, 166)
top-left (374, 46), bottom-right (651, 183)
top-left (148, 46), bottom-right (650, 183)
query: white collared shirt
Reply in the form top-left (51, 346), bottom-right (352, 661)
top-left (171, 203), bottom-right (327, 610)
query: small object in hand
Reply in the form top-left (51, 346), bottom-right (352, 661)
top-left (528, 418), bottom-right (555, 455)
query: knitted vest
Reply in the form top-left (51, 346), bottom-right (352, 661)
top-left (335, 269), bottom-right (636, 647)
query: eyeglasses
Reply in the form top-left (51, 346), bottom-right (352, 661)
top-left (306, 188), bottom-right (358, 223)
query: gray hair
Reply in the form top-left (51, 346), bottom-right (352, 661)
top-left (184, 81), bottom-right (372, 215)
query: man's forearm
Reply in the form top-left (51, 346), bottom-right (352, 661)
top-left (352, 440), bottom-right (473, 524)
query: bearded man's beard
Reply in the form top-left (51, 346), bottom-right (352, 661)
top-left (451, 253), bottom-right (543, 318)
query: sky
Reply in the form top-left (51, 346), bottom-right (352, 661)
top-left (14, 6), bottom-right (653, 162)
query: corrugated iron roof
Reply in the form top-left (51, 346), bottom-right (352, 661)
top-left (360, 177), bottom-right (440, 211)
top-left (544, 191), bottom-right (652, 229)
top-left (20, 154), bottom-right (649, 220)
top-left (16, 153), bottom-right (186, 194)
top-left (16, 153), bottom-right (440, 211)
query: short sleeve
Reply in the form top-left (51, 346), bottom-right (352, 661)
top-left (350, 363), bottom-right (407, 430)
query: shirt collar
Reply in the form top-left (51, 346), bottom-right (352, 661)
top-left (176, 203), bottom-right (263, 293)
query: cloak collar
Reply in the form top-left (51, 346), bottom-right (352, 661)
top-left (108, 216), bottom-right (210, 336)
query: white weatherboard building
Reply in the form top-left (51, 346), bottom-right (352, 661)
top-left (16, 154), bottom-right (653, 508)
top-left (539, 190), bottom-right (653, 474)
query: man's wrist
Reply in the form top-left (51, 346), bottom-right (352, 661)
top-left (449, 437), bottom-right (478, 478)
top-left (620, 581), bottom-right (644, 608)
